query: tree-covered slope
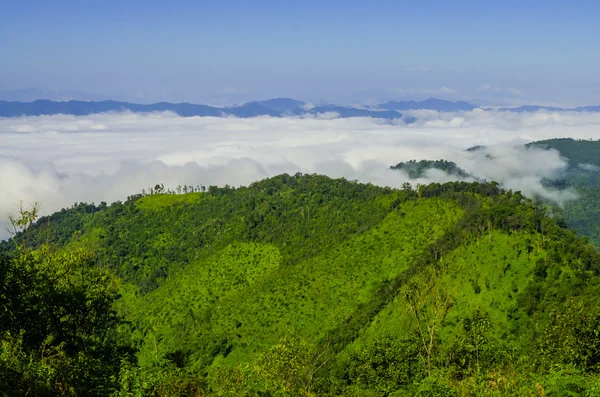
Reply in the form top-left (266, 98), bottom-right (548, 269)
top-left (389, 139), bottom-right (600, 248)
top-left (13, 174), bottom-right (407, 292)
top-left (528, 138), bottom-right (600, 247)
top-left (528, 138), bottom-right (600, 166)
top-left (390, 159), bottom-right (473, 179)
top-left (122, 198), bottom-right (463, 371)
top-left (3, 174), bottom-right (600, 396)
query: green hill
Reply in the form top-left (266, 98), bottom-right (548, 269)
top-left (528, 138), bottom-right (600, 168)
top-left (3, 174), bottom-right (600, 396)
top-left (390, 159), bottom-right (473, 179)
top-left (528, 138), bottom-right (600, 247)
top-left (390, 140), bottom-right (600, 249)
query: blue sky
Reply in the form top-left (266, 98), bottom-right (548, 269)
top-left (1, 0), bottom-right (599, 105)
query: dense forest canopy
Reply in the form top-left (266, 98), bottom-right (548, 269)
top-left (2, 173), bottom-right (600, 396)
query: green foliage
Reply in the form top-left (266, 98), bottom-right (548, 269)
top-left (134, 192), bottom-right (206, 211)
top-left (537, 301), bottom-right (600, 372)
top-left (5, 174), bottom-right (600, 395)
top-left (411, 370), bottom-right (456, 397)
top-left (123, 242), bottom-right (282, 369)
top-left (447, 311), bottom-right (506, 379)
top-left (0, 203), bottom-right (129, 396)
top-left (345, 335), bottom-right (424, 396)
top-left (122, 198), bottom-right (462, 372)
top-left (0, 249), bottom-right (128, 395)
top-left (253, 335), bottom-right (328, 395)
top-left (114, 360), bottom-right (206, 397)
top-left (14, 174), bottom-right (406, 293)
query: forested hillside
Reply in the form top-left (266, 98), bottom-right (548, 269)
top-left (391, 139), bottom-right (600, 249)
top-left (2, 174), bottom-right (600, 396)
top-left (390, 160), bottom-right (472, 179)
top-left (528, 139), bottom-right (600, 247)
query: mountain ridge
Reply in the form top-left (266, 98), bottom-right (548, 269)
top-left (4, 174), bottom-right (600, 395)
top-left (4, 97), bottom-right (600, 120)
top-left (378, 97), bottom-right (479, 112)
top-left (0, 98), bottom-right (409, 120)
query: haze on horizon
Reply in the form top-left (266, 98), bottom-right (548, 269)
top-left (1, 0), bottom-right (600, 106)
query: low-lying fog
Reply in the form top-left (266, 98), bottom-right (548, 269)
top-left (2, 109), bottom-right (600, 239)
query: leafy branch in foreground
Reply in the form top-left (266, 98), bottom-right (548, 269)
top-left (7, 201), bottom-right (39, 248)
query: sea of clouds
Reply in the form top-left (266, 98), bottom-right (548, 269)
top-left (2, 109), bottom-right (600, 239)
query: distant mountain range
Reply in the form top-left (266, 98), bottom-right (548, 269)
top-left (497, 105), bottom-right (600, 112)
top-left (0, 98), bottom-right (415, 121)
top-left (2, 96), bottom-right (600, 120)
top-left (377, 98), bottom-right (478, 112)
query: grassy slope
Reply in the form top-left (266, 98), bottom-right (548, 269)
top-left (120, 198), bottom-right (464, 370)
top-left (134, 192), bottom-right (207, 211)
top-left (347, 224), bottom-right (600, 366)
top-left (351, 231), bottom-right (540, 349)
top-left (77, 176), bottom-right (407, 291)
top-left (121, 242), bottom-right (282, 368)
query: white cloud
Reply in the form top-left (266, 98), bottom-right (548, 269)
top-left (405, 67), bottom-right (434, 72)
top-left (389, 86), bottom-right (457, 96)
top-left (477, 83), bottom-right (522, 95)
top-left (1, 110), bottom-right (600, 239)
top-left (439, 86), bottom-right (456, 94)
top-left (302, 102), bottom-right (315, 111)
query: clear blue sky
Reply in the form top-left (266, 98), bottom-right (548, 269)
top-left (1, 0), bottom-right (599, 105)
